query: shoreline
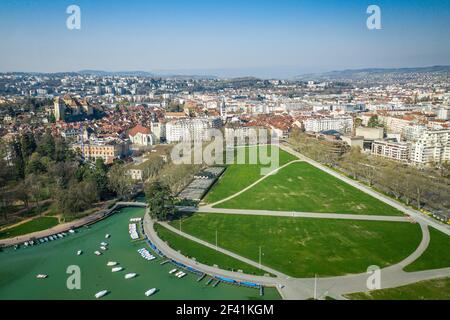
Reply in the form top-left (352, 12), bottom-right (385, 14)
top-left (0, 201), bottom-right (145, 247)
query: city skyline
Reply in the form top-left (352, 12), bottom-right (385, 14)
top-left (1, 0), bottom-right (450, 78)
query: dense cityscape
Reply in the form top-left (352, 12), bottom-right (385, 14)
top-left (0, 0), bottom-right (449, 311)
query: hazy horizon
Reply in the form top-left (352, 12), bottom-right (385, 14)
top-left (1, 0), bottom-right (449, 78)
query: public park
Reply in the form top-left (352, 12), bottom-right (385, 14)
top-left (0, 145), bottom-right (449, 300)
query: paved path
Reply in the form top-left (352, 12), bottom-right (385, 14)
top-left (159, 221), bottom-right (287, 278)
top-left (144, 213), bottom-right (450, 300)
top-left (208, 159), bottom-right (303, 207)
top-left (279, 143), bottom-right (450, 236)
top-left (143, 214), bottom-right (290, 298)
top-left (186, 207), bottom-right (411, 223)
top-left (0, 201), bottom-right (145, 247)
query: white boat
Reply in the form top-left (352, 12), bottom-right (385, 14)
top-left (69, 229), bottom-right (75, 234)
top-left (111, 267), bottom-right (123, 272)
top-left (145, 288), bottom-right (157, 297)
top-left (100, 242), bottom-right (108, 246)
top-left (105, 234), bottom-right (110, 239)
top-left (177, 272), bottom-right (186, 278)
top-left (169, 269), bottom-right (177, 274)
top-left (174, 271), bottom-right (182, 277)
top-left (100, 246), bottom-right (107, 251)
top-left (107, 261), bottom-right (118, 267)
top-left (94, 251), bottom-right (102, 256)
top-left (95, 290), bottom-right (108, 299)
top-left (77, 250), bottom-right (82, 256)
top-left (124, 273), bottom-right (137, 279)
top-left (36, 274), bottom-right (48, 279)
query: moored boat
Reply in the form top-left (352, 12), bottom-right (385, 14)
top-left (36, 274), bottom-right (48, 279)
top-left (145, 288), bottom-right (157, 297)
top-left (95, 290), bottom-right (108, 299)
top-left (107, 261), bottom-right (118, 266)
top-left (124, 273), bottom-right (137, 279)
top-left (111, 267), bottom-right (123, 272)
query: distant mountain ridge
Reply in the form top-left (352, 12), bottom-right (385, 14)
top-left (295, 65), bottom-right (450, 80)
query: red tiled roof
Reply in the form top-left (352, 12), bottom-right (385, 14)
top-left (128, 124), bottom-right (151, 136)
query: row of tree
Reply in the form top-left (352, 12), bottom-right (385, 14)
top-left (288, 131), bottom-right (450, 212)
top-left (0, 132), bottom-right (135, 223)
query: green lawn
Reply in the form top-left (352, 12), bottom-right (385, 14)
top-left (217, 162), bottom-right (402, 216)
top-left (154, 223), bottom-right (267, 276)
top-left (345, 277), bottom-right (450, 300)
top-left (404, 227), bottom-right (450, 272)
top-left (169, 213), bottom-right (422, 277)
top-left (203, 145), bottom-right (297, 204)
top-left (0, 216), bottom-right (59, 240)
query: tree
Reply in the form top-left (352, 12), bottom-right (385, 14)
top-left (20, 132), bottom-right (37, 160)
top-left (26, 152), bottom-right (46, 175)
top-left (108, 164), bottom-right (134, 199)
top-left (37, 132), bottom-right (55, 158)
top-left (9, 139), bottom-right (25, 180)
top-left (145, 180), bottom-right (174, 221)
top-left (367, 115), bottom-right (380, 128)
top-left (56, 180), bottom-right (99, 215)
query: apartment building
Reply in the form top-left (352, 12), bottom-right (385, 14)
top-left (410, 129), bottom-right (450, 166)
top-left (166, 118), bottom-right (222, 143)
top-left (371, 140), bottom-right (410, 162)
top-left (303, 116), bottom-right (353, 133)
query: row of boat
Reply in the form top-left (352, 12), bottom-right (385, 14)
top-left (169, 268), bottom-right (187, 278)
top-left (129, 217), bottom-right (142, 222)
top-left (94, 288), bottom-right (157, 299)
top-left (94, 240), bottom-right (110, 256)
top-left (137, 248), bottom-right (156, 261)
top-left (129, 223), bottom-right (139, 240)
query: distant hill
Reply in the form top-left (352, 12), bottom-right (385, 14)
top-left (78, 70), bottom-right (156, 77)
top-left (295, 65), bottom-right (450, 81)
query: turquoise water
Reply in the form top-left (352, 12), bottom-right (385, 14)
top-left (0, 207), bottom-right (280, 300)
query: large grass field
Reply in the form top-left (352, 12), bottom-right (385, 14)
top-left (217, 162), bottom-right (402, 216)
top-left (169, 213), bottom-right (422, 277)
top-left (404, 227), bottom-right (450, 272)
top-left (345, 277), bottom-right (450, 300)
top-left (0, 216), bottom-right (59, 240)
top-left (154, 223), bottom-right (267, 276)
top-left (203, 145), bottom-right (297, 204)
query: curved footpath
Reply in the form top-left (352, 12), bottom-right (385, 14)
top-left (0, 201), bottom-right (146, 247)
top-left (145, 214), bottom-right (450, 300)
top-left (279, 143), bottom-right (450, 236)
top-left (143, 214), bottom-right (289, 298)
top-left (209, 159), bottom-right (303, 208)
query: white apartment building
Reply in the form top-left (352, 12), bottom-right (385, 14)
top-left (410, 129), bottom-right (450, 166)
top-left (380, 116), bottom-right (411, 133)
top-left (437, 107), bottom-right (449, 120)
top-left (402, 124), bottom-right (426, 142)
top-left (166, 118), bottom-right (222, 143)
top-left (303, 116), bottom-right (353, 133)
top-left (371, 140), bottom-right (410, 162)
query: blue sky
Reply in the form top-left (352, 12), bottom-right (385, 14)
top-left (0, 0), bottom-right (449, 78)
